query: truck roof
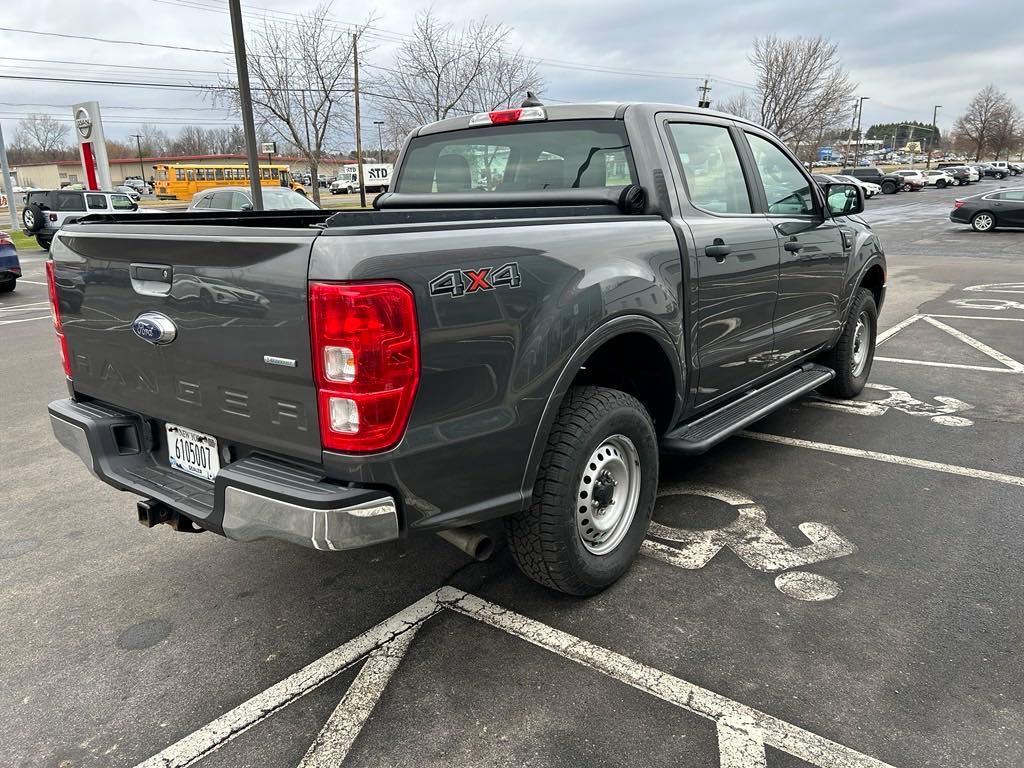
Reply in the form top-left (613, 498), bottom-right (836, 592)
top-left (413, 102), bottom-right (761, 136)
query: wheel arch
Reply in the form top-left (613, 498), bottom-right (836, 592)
top-left (519, 315), bottom-right (684, 500)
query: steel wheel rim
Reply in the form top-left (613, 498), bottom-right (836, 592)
top-left (975, 214), bottom-right (993, 231)
top-left (576, 435), bottom-right (641, 556)
top-left (851, 312), bottom-right (870, 377)
top-left (24, 211), bottom-right (33, 228)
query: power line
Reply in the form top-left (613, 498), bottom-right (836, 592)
top-left (0, 26), bottom-right (230, 54)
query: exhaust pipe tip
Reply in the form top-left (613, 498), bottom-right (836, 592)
top-left (437, 527), bottom-right (495, 562)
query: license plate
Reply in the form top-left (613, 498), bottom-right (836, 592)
top-left (166, 423), bottom-right (220, 481)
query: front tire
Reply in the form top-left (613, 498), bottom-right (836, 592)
top-left (505, 386), bottom-right (658, 596)
top-left (36, 235), bottom-right (52, 250)
top-left (971, 211), bottom-right (996, 232)
top-left (881, 181), bottom-right (897, 194)
top-left (936, 179), bottom-right (947, 188)
top-left (819, 288), bottom-right (877, 398)
top-left (0, 279), bottom-right (15, 294)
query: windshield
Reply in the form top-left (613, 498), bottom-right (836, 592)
top-left (262, 189), bottom-right (319, 210)
top-left (396, 120), bottom-right (635, 194)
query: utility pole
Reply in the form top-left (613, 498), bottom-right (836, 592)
top-left (353, 32), bottom-right (366, 208)
top-left (926, 105), bottom-right (941, 169)
top-left (844, 101), bottom-right (858, 166)
top-left (853, 96), bottom-right (869, 168)
top-left (0, 123), bottom-right (18, 230)
top-left (129, 133), bottom-right (145, 185)
top-left (697, 79), bottom-right (712, 109)
top-left (374, 120), bottom-right (385, 163)
top-left (229, 0), bottom-right (263, 210)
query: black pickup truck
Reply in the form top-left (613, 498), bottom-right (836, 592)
top-left (46, 102), bottom-right (886, 595)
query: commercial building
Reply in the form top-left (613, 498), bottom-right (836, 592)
top-left (9, 154), bottom-right (352, 190)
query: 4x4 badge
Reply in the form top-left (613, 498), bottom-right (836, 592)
top-left (429, 262), bottom-right (522, 298)
top-left (132, 312), bottom-right (177, 345)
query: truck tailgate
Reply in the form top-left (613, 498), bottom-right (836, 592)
top-left (52, 225), bottom-right (323, 463)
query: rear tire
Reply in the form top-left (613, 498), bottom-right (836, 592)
top-left (0, 279), bottom-right (15, 294)
top-left (936, 179), bottom-right (947, 188)
top-left (505, 386), bottom-right (659, 596)
top-left (902, 182), bottom-right (912, 191)
top-left (971, 211), bottom-right (996, 232)
top-left (36, 235), bottom-right (52, 250)
top-left (819, 288), bottom-right (877, 399)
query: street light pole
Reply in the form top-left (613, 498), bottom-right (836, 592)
top-left (374, 121), bottom-right (384, 163)
top-left (853, 96), bottom-right (869, 168)
top-left (926, 105), bottom-right (942, 170)
top-left (229, 0), bottom-right (263, 210)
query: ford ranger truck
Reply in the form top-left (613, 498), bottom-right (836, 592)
top-left (46, 101), bottom-right (886, 595)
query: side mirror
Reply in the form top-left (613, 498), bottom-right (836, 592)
top-left (130, 202), bottom-right (139, 211)
top-left (240, 203), bottom-right (254, 211)
top-left (824, 183), bottom-right (864, 216)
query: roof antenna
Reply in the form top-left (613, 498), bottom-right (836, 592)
top-left (521, 91), bottom-right (544, 108)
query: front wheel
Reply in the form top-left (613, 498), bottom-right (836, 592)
top-left (819, 288), bottom-right (877, 398)
top-left (881, 181), bottom-right (897, 194)
top-left (505, 386), bottom-right (659, 596)
top-left (995, 172), bottom-right (1005, 179)
top-left (36, 235), bottom-right (52, 250)
top-left (0, 279), bottom-right (15, 294)
top-left (936, 179), bottom-right (947, 188)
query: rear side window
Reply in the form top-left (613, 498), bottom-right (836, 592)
top-left (210, 190), bottom-right (234, 208)
top-left (86, 194), bottom-right (107, 210)
top-left (745, 133), bottom-right (816, 216)
top-left (668, 123), bottom-right (751, 214)
top-left (396, 120), bottom-right (635, 194)
top-left (53, 191), bottom-right (86, 212)
top-left (193, 194), bottom-right (212, 209)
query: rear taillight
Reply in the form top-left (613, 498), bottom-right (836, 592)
top-left (954, 200), bottom-right (964, 208)
top-left (309, 281), bottom-right (419, 453)
top-left (45, 260), bottom-right (72, 379)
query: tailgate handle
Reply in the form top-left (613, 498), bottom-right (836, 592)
top-left (131, 264), bottom-right (173, 283)
top-left (130, 263), bottom-right (173, 297)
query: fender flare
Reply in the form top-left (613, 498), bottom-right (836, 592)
top-left (519, 314), bottom-right (684, 500)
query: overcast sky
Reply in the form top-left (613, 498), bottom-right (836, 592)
top-left (2, 0), bottom-right (1023, 149)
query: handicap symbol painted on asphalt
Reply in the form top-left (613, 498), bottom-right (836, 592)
top-left (950, 297), bottom-right (1024, 311)
top-left (809, 382), bottom-right (974, 427)
top-left (642, 483), bottom-right (856, 601)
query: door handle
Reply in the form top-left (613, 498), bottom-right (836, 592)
top-left (704, 242), bottom-right (731, 259)
top-left (783, 238), bottom-right (803, 252)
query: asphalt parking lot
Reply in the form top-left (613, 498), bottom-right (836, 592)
top-left (2, 179), bottom-right (1023, 767)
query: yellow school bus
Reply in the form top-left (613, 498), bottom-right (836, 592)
top-left (153, 163), bottom-right (305, 201)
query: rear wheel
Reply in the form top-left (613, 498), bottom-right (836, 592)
top-left (902, 182), bottom-right (913, 191)
top-left (995, 172), bottom-right (1005, 180)
top-left (0, 279), bottom-right (15, 294)
top-left (971, 211), bottom-right (996, 232)
top-left (819, 288), bottom-right (877, 398)
top-left (505, 386), bottom-right (658, 596)
top-left (936, 178), bottom-right (947, 188)
top-left (36, 235), bottom-right (52, 250)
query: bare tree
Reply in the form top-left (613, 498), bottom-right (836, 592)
top-left (717, 92), bottom-right (757, 122)
top-left (376, 10), bottom-right (544, 138)
top-left (953, 85), bottom-right (1014, 161)
top-left (748, 36), bottom-right (856, 147)
top-left (214, 3), bottom-right (363, 204)
top-left (138, 124), bottom-right (170, 156)
top-left (14, 114), bottom-right (70, 154)
top-left (988, 99), bottom-right (1022, 160)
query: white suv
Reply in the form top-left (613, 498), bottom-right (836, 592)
top-left (21, 189), bottom-right (141, 249)
top-left (989, 161), bottom-right (1020, 177)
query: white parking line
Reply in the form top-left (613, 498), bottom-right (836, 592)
top-left (873, 357), bottom-right (1018, 373)
top-left (0, 315), bottom-right (50, 326)
top-left (921, 316), bottom-right (1024, 372)
top-left (134, 587), bottom-right (902, 768)
top-left (924, 314), bottom-right (1024, 323)
top-left (0, 301), bottom-right (49, 312)
top-left (876, 314), bottom-right (922, 344)
top-left (740, 431), bottom-right (1024, 488)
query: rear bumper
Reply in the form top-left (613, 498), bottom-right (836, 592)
top-left (48, 398), bottom-right (400, 551)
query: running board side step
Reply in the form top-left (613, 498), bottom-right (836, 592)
top-left (661, 364), bottom-right (834, 455)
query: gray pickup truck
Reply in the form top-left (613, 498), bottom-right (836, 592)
top-left (46, 101), bottom-right (886, 595)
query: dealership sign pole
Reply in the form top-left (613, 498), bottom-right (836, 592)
top-left (72, 101), bottom-right (112, 191)
top-left (0, 122), bottom-right (19, 229)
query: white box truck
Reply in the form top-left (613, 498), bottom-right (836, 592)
top-left (330, 163), bottom-right (393, 194)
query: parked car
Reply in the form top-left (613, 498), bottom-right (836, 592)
top-left (973, 163), bottom-right (1006, 180)
top-left (0, 229), bottom-right (21, 293)
top-left (891, 170), bottom-right (927, 191)
top-left (832, 174), bottom-right (882, 198)
top-left (21, 189), bottom-right (141, 250)
top-left (934, 166), bottom-right (972, 186)
top-left (46, 101), bottom-right (886, 596)
top-left (114, 185), bottom-right (142, 201)
top-left (188, 186), bottom-right (320, 211)
top-left (330, 177), bottom-right (358, 194)
top-left (988, 161), bottom-right (1020, 177)
top-left (950, 187), bottom-right (1024, 232)
top-left (840, 167), bottom-right (902, 194)
top-left (921, 170), bottom-right (957, 188)
top-left (124, 178), bottom-right (153, 194)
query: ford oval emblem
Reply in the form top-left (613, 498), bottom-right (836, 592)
top-left (132, 312), bottom-right (177, 345)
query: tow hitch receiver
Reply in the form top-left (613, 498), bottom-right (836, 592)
top-left (137, 499), bottom-right (204, 533)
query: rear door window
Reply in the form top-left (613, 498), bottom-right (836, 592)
top-left (667, 123), bottom-right (752, 214)
top-left (210, 190), bottom-right (234, 208)
top-left (86, 194), bottom-right (108, 210)
top-left (193, 194), bottom-right (213, 209)
top-left (397, 120), bottom-right (635, 194)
